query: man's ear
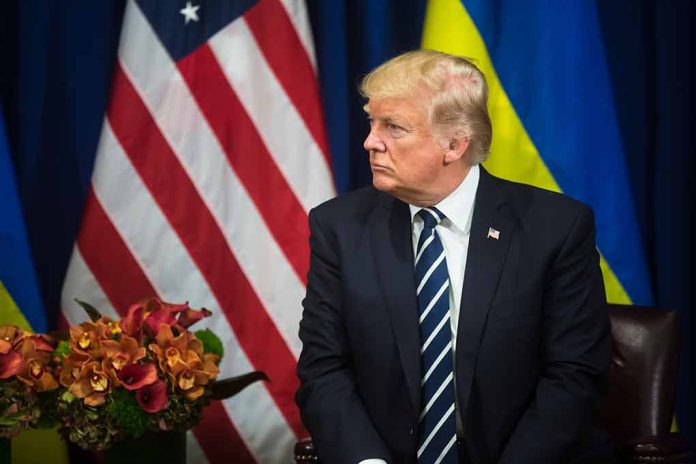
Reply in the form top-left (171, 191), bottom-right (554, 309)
top-left (443, 137), bottom-right (470, 164)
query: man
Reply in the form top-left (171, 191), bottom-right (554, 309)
top-left (296, 50), bottom-right (613, 464)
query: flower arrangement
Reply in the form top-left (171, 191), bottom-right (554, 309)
top-left (53, 298), bottom-right (227, 450)
top-left (0, 325), bottom-right (59, 439)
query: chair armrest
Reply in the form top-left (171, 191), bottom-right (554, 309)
top-left (294, 438), bottom-right (319, 464)
top-left (619, 433), bottom-right (691, 463)
top-left (294, 434), bottom-right (693, 463)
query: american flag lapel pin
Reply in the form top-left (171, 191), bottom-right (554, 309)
top-left (487, 227), bottom-right (500, 240)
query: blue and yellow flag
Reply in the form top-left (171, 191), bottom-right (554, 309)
top-left (423, 0), bottom-right (652, 305)
top-left (0, 108), bottom-right (46, 332)
top-left (0, 109), bottom-right (69, 463)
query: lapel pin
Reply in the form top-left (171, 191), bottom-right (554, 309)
top-left (487, 227), bottom-right (500, 240)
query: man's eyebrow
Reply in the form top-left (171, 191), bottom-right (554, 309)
top-left (363, 111), bottom-right (400, 125)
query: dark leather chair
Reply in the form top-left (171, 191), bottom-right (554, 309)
top-left (295, 304), bottom-right (692, 463)
top-left (600, 304), bottom-right (690, 463)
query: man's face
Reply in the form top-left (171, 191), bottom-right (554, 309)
top-left (363, 95), bottom-right (449, 203)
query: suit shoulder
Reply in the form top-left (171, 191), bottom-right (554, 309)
top-left (492, 174), bottom-right (592, 218)
top-left (309, 185), bottom-right (381, 226)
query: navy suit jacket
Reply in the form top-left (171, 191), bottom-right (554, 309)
top-left (296, 167), bottom-right (612, 464)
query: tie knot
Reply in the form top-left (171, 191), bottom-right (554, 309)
top-left (418, 207), bottom-right (445, 229)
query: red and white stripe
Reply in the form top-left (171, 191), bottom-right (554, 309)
top-left (60, 0), bottom-right (334, 462)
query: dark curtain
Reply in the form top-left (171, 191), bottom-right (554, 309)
top-left (0, 0), bottom-right (126, 323)
top-left (596, 0), bottom-right (696, 444)
top-left (1, 0), bottom-right (694, 453)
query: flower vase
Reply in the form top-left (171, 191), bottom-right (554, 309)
top-left (103, 431), bottom-right (186, 464)
top-left (0, 438), bottom-right (9, 464)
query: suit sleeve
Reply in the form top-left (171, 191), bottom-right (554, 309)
top-left (499, 206), bottom-right (612, 463)
top-left (296, 208), bottom-right (390, 464)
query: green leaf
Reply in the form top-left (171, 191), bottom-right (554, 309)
top-left (52, 340), bottom-right (70, 359)
top-left (209, 371), bottom-right (268, 400)
top-left (194, 329), bottom-right (224, 358)
top-left (0, 416), bottom-right (21, 426)
top-left (74, 299), bottom-right (103, 322)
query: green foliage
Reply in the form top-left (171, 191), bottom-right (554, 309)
top-left (56, 392), bottom-right (122, 450)
top-left (106, 390), bottom-right (149, 439)
top-left (35, 390), bottom-right (60, 429)
top-left (0, 379), bottom-right (41, 438)
top-left (156, 393), bottom-right (205, 432)
top-left (195, 329), bottom-right (224, 358)
top-left (53, 340), bottom-right (70, 359)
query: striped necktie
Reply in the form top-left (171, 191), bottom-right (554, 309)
top-left (415, 207), bottom-right (458, 464)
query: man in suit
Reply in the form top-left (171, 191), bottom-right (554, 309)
top-left (296, 50), bottom-right (613, 464)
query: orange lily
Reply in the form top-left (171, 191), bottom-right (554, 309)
top-left (175, 306), bottom-right (212, 329)
top-left (59, 351), bottom-right (90, 388)
top-left (101, 335), bottom-right (146, 372)
top-left (149, 325), bottom-right (204, 374)
top-left (69, 360), bottom-right (118, 406)
top-left (15, 336), bottom-right (58, 392)
top-left (69, 322), bottom-right (106, 359)
top-left (168, 352), bottom-right (220, 400)
top-left (0, 351), bottom-right (24, 379)
top-left (0, 325), bottom-right (25, 354)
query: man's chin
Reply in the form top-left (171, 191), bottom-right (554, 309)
top-left (372, 176), bottom-right (396, 194)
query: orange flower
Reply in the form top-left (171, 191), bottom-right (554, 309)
top-left (69, 323), bottom-right (103, 359)
top-left (15, 336), bottom-right (58, 392)
top-left (18, 358), bottom-right (59, 392)
top-left (148, 325), bottom-right (218, 400)
top-left (120, 298), bottom-right (211, 339)
top-left (167, 353), bottom-right (220, 400)
top-left (0, 351), bottom-right (24, 379)
top-left (69, 361), bottom-right (119, 406)
top-left (59, 352), bottom-right (90, 388)
top-left (174, 306), bottom-right (212, 329)
top-left (101, 335), bottom-right (146, 372)
top-left (149, 325), bottom-right (203, 374)
top-left (100, 318), bottom-right (122, 338)
top-left (0, 325), bottom-right (25, 354)
top-left (119, 301), bottom-right (150, 338)
top-left (17, 334), bottom-right (54, 356)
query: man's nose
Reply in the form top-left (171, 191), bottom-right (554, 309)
top-left (363, 128), bottom-right (386, 153)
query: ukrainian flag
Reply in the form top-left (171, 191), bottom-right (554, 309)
top-left (423, 0), bottom-right (652, 305)
top-left (0, 108), bottom-right (69, 463)
top-left (0, 108), bottom-right (46, 332)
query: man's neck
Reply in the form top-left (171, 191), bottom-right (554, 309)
top-left (398, 164), bottom-right (472, 207)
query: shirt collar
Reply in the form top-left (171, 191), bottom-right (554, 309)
top-left (408, 164), bottom-right (480, 234)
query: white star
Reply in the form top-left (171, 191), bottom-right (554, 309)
top-left (180, 1), bottom-right (200, 24)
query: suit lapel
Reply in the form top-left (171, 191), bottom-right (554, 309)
top-left (369, 193), bottom-right (421, 414)
top-left (455, 168), bottom-right (516, 416)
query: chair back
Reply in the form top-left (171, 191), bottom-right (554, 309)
top-left (600, 304), bottom-right (681, 442)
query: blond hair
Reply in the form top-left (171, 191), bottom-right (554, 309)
top-left (360, 49), bottom-right (492, 164)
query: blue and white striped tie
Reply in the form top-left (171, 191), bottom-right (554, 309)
top-left (415, 207), bottom-right (458, 464)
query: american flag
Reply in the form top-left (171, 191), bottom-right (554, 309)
top-left (60, 0), bottom-right (334, 462)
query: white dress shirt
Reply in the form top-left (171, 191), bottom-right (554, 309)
top-left (358, 165), bottom-right (479, 464)
top-left (408, 164), bottom-right (479, 347)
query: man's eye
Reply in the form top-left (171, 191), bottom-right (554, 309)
top-left (387, 123), bottom-right (403, 132)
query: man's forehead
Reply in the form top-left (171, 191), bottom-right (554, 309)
top-left (364, 97), bottom-right (424, 119)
